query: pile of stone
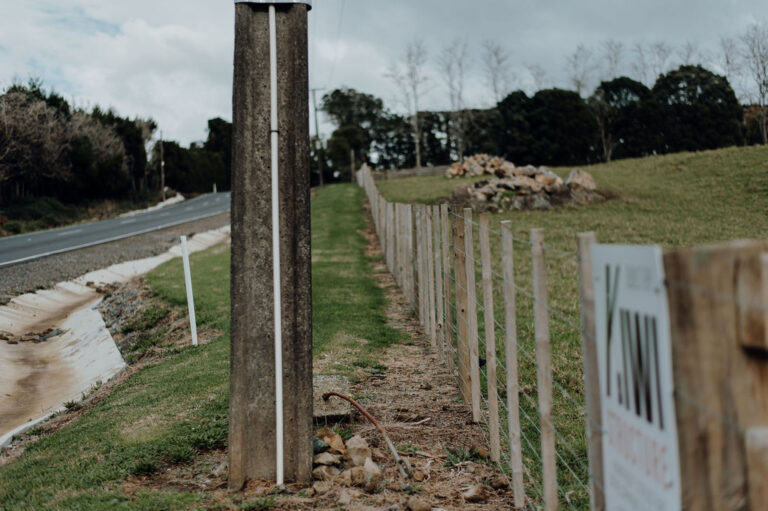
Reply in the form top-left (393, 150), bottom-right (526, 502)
top-left (452, 167), bottom-right (598, 212)
top-left (311, 428), bottom-right (386, 495)
top-left (445, 154), bottom-right (516, 178)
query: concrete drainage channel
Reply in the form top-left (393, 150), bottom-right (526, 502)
top-left (0, 226), bottom-right (231, 448)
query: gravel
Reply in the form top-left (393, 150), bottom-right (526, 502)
top-left (0, 213), bottom-right (230, 304)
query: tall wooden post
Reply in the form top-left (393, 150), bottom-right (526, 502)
top-left (501, 221), bottom-right (526, 508)
top-left (453, 208), bottom-right (470, 402)
top-left (531, 228), bottom-right (557, 511)
top-left (664, 240), bottom-right (768, 509)
top-left (576, 232), bottom-right (604, 511)
top-left (230, 0), bottom-right (313, 489)
top-left (479, 214), bottom-right (500, 462)
top-left (464, 208), bottom-right (481, 423)
top-left (441, 204), bottom-right (454, 370)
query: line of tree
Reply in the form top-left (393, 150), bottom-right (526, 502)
top-left (0, 79), bottom-right (231, 207)
top-left (153, 118), bottom-right (232, 195)
top-left (315, 21), bottom-right (767, 178)
top-left (0, 79), bottom-right (155, 205)
top-left (318, 63), bottom-right (749, 177)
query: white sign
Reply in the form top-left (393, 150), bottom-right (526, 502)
top-left (592, 245), bottom-right (681, 511)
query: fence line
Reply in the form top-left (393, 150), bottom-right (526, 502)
top-left (358, 165), bottom-right (590, 509)
top-left (356, 165), bottom-right (768, 510)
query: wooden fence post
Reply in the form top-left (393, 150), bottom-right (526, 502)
top-left (453, 208), bottom-right (470, 402)
top-left (420, 207), bottom-right (429, 328)
top-left (441, 204), bottom-right (455, 372)
top-left (479, 213), bottom-right (501, 462)
top-left (393, 203), bottom-right (402, 287)
top-left (377, 198), bottom-right (385, 253)
top-left (576, 232), bottom-right (604, 511)
top-left (663, 240), bottom-right (768, 509)
top-left (530, 228), bottom-right (557, 511)
top-left (501, 221), bottom-right (525, 508)
top-left (464, 208), bottom-right (481, 423)
top-left (414, 206), bottom-right (424, 325)
top-left (419, 206), bottom-right (428, 327)
top-left (406, 204), bottom-right (416, 307)
top-left (426, 207), bottom-right (437, 346)
top-left (433, 205), bottom-right (445, 361)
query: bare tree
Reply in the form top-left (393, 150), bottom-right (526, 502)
top-left (0, 92), bottom-right (71, 198)
top-left (438, 39), bottom-right (470, 162)
top-left (632, 41), bottom-right (674, 85)
top-left (386, 40), bottom-right (429, 168)
top-left (525, 63), bottom-right (549, 93)
top-left (741, 21), bottom-right (768, 144)
top-left (649, 41), bottom-right (674, 79)
top-left (631, 42), bottom-right (652, 85)
top-left (588, 89), bottom-right (617, 162)
top-left (718, 36), bottom-right (746, 100)
top-left (481, 40), bottom-right (511, 104)
top-left (677, 41), bottom-right (704, 66)
top-left (600, 39), bottom-right (624, 81)
top-left (566, 44), bottom-right (596, 96)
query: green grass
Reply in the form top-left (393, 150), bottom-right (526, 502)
top-left (122, 306), bottom-right (169, 334)
top-left (379, 145), bottom-right (768, 248)
top-left (376, 145), bottom-right (768, 509)
top-left (311, 184), bottom-right (405, 378)
top-left (0, 183), bottom-right (401, 509)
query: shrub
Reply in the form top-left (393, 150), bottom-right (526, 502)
top-left (3, 221), bottom-right (21, 234)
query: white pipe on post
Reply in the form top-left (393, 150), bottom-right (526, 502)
top-left (268, 4), bottom-right (285, 487)
top-left (180, 236), bottom-right (198, 347)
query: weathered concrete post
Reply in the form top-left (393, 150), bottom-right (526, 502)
top-left (230, 0), bottom-right (313, 489)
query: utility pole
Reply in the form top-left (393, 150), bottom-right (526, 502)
top-left (349, 148), bottom-right (355, 182)
top-left (310, 87), bottom-right (325, 187)
top-left (159, 131), bottom-right (166, 201)
top-left (230, 0), bottom-right (313, 489)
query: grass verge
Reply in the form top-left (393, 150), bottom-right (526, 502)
top-left (0, 183), bottom-right (401, 509)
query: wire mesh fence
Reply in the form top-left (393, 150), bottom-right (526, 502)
top-left (358, 166), bottom-right (593, 510)
top-left (357, 164), bottom-right (768, 510)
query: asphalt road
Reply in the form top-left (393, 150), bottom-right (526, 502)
top-left (0, 192), bottom-right (231, 268)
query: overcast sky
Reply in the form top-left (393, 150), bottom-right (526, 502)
top-left (0, 1), bottom-right (765, 145)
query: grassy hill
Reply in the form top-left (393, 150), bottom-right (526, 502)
top-left (375, 144), bottom-right (768, 508)
top-left (377, 144), bottom-right (768, 250)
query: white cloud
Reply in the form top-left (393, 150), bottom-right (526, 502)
top-left (1, 0), bottom-right (766, 145)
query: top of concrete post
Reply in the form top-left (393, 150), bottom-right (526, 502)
top-left (234, 0), bottom-right (312, 9)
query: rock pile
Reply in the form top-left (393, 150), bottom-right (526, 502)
top-left (445, 154), bottom-right (516, 178)
top-left (312, 428), bottom-right (386, 494)
top-left (452, 168), bottom-right (598, 212)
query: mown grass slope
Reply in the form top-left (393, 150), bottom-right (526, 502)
top-left (0, 183), bottom-right (401, 509)
top-left (378, 145), bottom-right (768, 248)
